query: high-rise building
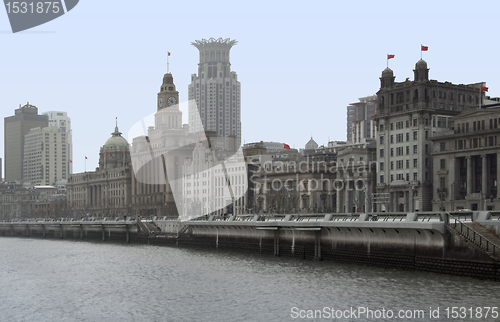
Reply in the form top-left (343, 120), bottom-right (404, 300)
top-left (43, 110), bottom-right (73, 176)
top-left (4, 103), bottom-right (48, 182)
top-left (346, 95), bottom-right (377, 144)
top-left (375, 59), bottom-right (484, 212)
top-left (188, 37), bottom-right (241, 149)
top-left (23, 125), bottom-right (71, 186)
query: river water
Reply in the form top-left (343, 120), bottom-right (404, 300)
top-left (0, 238), bottom-right (499, 322)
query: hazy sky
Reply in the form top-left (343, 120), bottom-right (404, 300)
top-left (1, 0), bottom-right (499, 174)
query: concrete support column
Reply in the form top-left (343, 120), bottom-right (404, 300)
top-left (467, 156), bottom-right (472, 195)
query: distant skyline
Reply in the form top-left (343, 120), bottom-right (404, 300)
top-left (1, 0), bottom-right (500, 175)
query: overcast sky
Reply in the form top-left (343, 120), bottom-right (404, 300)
top-left (1, 0), bottom-right (499, 174)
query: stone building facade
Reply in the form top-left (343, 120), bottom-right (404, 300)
top-left (347, 95), bottom-right (377, 144)
top-left (431, 106), bottom-right (500, 211)
top-left (67, 124), bottom-right (132, 218)
top-left (375, 59), bottom-right (485, 212)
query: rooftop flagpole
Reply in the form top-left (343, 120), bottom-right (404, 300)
top-left (167, 51), bottom-right (171, 73)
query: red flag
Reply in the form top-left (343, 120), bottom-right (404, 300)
top-left (387, 54), bottom-right (395, 60)
top-left (481, 86), bottom-right (489, 92)
top-left (168, 52), bottom-right (171, 56)
top-left (105, 152), bottom-right (109, 156)
top-left (284, 143), bottom-right (291, 150)
top-left (421, 45), bottom-right (428, 51)
top-left (85, 156), bottom-right (88, 159)
top-left (69, 160), bottom-right (72, 163)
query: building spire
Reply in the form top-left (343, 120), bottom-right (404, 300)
top-left (112, 117), bottom-right (122, 137)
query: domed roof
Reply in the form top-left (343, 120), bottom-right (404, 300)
top-left (305, 137), bottom-right (318, 150)
top-left (103, 123), bottom-right (128, 150)
top-left (381, 67), bottom-right (393, 77)
top-left (415, 59), bottom-right (427, 69)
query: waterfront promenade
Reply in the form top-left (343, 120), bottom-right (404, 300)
top-left (1, 211), bottom-right (500, 280)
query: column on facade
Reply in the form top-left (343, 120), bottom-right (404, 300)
top-left (497, 153), bottom-right (500, 199)
top-left (364, 180), bottom-right (370, 213)
top-left (344, 182), bottom-right (349, 213)
top-left (336, 188), bottom-right (341, 213)
top-left (467, 156), bottom-right (472, 195)
top-left (409, 187), bottom-right (414, 212)
top-left (482, 154), bottom-right (487, 198)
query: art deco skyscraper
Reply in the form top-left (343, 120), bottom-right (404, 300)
top-left (188, 37), bottom-right (241, 150)
top-left (4, 103), bottom-right (48, 182)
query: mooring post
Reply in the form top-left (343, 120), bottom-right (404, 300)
top-left (216, 227), bottom-right (219, 249)
top-left (125, 225), bottom-right (130, 243)
top-left (314, 229), bottom-right (322, 260)
top-left (274, 229), bottom-right (280, 256)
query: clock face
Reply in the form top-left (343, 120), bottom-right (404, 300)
top-left (167, 96), bottom-right (177, 106)
top-left (158, 97), bottom-right (163, 108)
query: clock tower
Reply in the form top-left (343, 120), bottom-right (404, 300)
top-left (157, 72), bottom-right (179, 111)
top-left (155, 72), bottom-right (182, 130)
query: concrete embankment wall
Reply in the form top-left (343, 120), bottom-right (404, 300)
top-left (2, 218), bottom-right (499, 280)
top-left (153, 219), bottom-right (500, 281)
top-left (0, 222), bottom-right (142, 243)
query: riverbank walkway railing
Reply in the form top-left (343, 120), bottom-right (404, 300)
top-left (446, 212), bottom-right (500, 259)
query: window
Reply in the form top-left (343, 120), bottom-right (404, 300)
top-left (414, 172), bottom-right (418, 181)
top-left (380, 175), bottom-right (384, 183)
top-left (413, 119), bottom-right (418, 126)
top-left (379, 136), bottom-right (384, 144)
top-left (406, 133), bottom-right (410, 141)
top-left (440, 142), bottom-right (445, 152)
top-left (406, 120), bottom-right (409, 128)
top-left (406, 159), bottom-right (410, 169)
top-left (379, 149), bottom-right (384, 157)
top-left (425, 131), bottom-right (428, 139)
top-left (390, 148), bottom-right (394, 157)
top-left (380, 124), bottom-right (384, 131)
top-left (425, 144), bottom-right (429, 153)
top-left (390, 123), bottom-right (394, 130)
top-left (440, 159), bottom-right (446, 169)
top-left (414, 159), bottom-right (418, 167)
top-left (390, 161), bottom-right (394, 170)
top-left (413, 145), bottom-right (418, 153)
top-left (413, 131), bottom-right (418, 140)
top-left (380, 162), bottom-right (384, 171)
top-left (390, 135), bottom-right (394, 144)
top-left (406, 146), bottom-right (410, 155)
